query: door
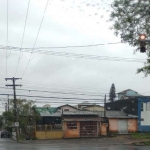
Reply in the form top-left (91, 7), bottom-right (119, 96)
top-left (118, 119), bottom-right (128, 133)
top-left (80, 122), bottom-right (98, 137)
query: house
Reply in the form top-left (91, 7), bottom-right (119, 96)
top-left (62, 111), bottom-right (108, 138)
top-left (82, 105), bottom-right (104, 112)
top-left (35, 108), bottom-right (62, 139)
top-left (77, 101), bottom-right (97, 110)
top-left (98, 111), bottom-right (138, 134)
top-left (57, 104), bottom-right (79, 112)
top-left (106, 97), bottom-right (150, 132)
top-left (35, 110), bottom-right (108, 139)
top-left (118, 89), bottom-right (142, 100)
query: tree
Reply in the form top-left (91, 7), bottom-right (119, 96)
top-left (109, 0), bottom-right (150, 76)
top-left (109, 83), bottom-right (116, 102)
top-left (2, 99), bottom-right (40, 137)
top-left (0, 116), bottom-right (3, 129)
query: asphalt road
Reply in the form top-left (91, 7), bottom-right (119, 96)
top-left (0, 137), bottom-right (150, 150)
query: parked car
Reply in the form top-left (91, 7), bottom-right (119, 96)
top-left (1, 130), bottom-right (11, 138)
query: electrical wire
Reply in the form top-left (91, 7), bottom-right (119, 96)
top-left (1, 47), bottom-right (146, 63)
top-left (14, 0), bottom-right (31, 77)
top-left (22, 0), bottom-right (50, 78)
top-left (0, 86), bottom-right (106, 97)
top-left (0, 42), bottom-right (122, 50)
top-left (0, 93), bottom-right (105, 101)
top-left (21, 79), bottom-right (109, 93)
top-left (5, 0), bottom-right (9, 78)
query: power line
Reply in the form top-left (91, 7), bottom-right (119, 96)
top-left (0, 81), bottom-right (110, 95)
top-left (35, 101), bottom-right (104, 104)
top-left (22, 0), bottom-right (50, 78)
top-left (0, 42), bottom-right (122, 50)
top-left (0, 93), bottom-right (105, 101)
top-left (5, 0), bottom-right (9, 78)
top-left (1, 47), bottom-right (146, 63)
top-left (0, 86), bottom-right (106, 97)
top-left (0, 84), bottom-right (109, 95)
top-left (14, 0), bottom-right (31, 77)
top-left (21, 79), bottom-right (109, 93)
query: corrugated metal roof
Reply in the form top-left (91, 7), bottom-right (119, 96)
top-left (97, 111), bottom-right (137, 118)
top-left (57, 104), bottom-right (78, 110)
top-left (40, 111), bottom-right (98, 117)
top-left (63, 118), bottom-right (102, 122)
top-left (35, 107), bottom-right (57, 116)
top-left (63, 111), bottom-right (98, 115)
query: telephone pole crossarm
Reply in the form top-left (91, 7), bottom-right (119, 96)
top-left (5, 78), bottom-right (22, 81)
top-left (6, 84), bottom-right (22, 87)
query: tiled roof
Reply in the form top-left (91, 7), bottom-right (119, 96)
top-left (40, 111), bottom-right (98, 117)
top-left (117, 89), bottom-right (137, 94)
top-left (97, 111), bottom-right (137, 118)
top-left (57, 104), bottom-right (78, 110)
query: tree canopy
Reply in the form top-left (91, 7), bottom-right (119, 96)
top-left (109, 83), bottom-right (116, 102)
top-left (110, 0), bottom-right (150, 76)
top-left (2, 99), bottom-right (40, 134)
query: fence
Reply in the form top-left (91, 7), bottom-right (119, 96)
top-left (36, 124), bottom-right (62, 132)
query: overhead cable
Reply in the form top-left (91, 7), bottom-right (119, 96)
top-left (14, 0), bottom-right (31, 77)
top-left (0, 93), bottom-right (105, 101)
top-left (22, 0), bottom-right (50, 78)
top-left (0, 42), bottom-right (122, 50)
top-left (0, 87), bottom-right (106, 97)
top-left (1, 47), bottom-right (146, 63)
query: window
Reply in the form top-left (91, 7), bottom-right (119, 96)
top-left (64, 109), bottom-right (69, 111)
top-left (146, 102), bottom-right (150, 111)
top-left (67, 122), bottom-right (77, 129)
top-left (141, 103), bottom-right (143, 111)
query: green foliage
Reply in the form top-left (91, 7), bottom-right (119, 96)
top-left (110, 0), bottom-right (150, 76)
top-left (109, 83), bottom-right (116, 102)
top-left (132, 132), bottom-right (150, 139)
top-left (0, 117), bottom-right (3, 128)
top-left (2, 99), bottom-right (40, 133)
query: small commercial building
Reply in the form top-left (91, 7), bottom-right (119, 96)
top-left (98, 111), bottom-right (138, 134)
top-left (62, 111), bottom-right (107, 138)
top-left (35, 111), bottom-right (108, 139)
top-left (106, 97), bottom-right (150, 132)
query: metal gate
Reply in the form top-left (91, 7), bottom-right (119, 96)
top-left (118, 120), bottom-right (128, 134)
top-left (80, 122), bottom-right (98, 137)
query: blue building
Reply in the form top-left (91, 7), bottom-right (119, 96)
top-left (138, 97), bottom-right (150, 132)
top-left (117, 89), bottom-right (143, 100)
top-left (106, 97), bottom-right (150, 132)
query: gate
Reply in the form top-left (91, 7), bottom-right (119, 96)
top-left (80, 122), bottom-right (98, 137)
top-left (118, 119), bottom-right (128, 134)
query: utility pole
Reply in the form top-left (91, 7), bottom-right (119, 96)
top-left (5, 103), bottom-right (7, 112)
top-left (7, 95), bottom-right (9, 111)
top-left (5, 77), bottom-right (22, 141)
top-left (104, 94), bottom-right (106, 117)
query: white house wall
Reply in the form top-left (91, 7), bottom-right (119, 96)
top-left (141, 102), bottom-right (150, 126)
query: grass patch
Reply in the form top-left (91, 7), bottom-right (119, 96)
top-left (132, 133), bottom-right (150, 139)
top-left (19, 134), bottom-right (26, 140)
top-left (144, 141), bottom-right (150, 145)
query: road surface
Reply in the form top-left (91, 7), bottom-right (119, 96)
top-left (0, 137), bottom-right (150, 150)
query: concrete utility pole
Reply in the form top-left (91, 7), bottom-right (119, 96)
top-left (104, 94), bottom-right (106, 117)
top-left (5, 103), bottom-right (7, 112)
top-left (5, 77), bottom-right (22, 141)
top-left (7, 95), bottom-right (9, 111)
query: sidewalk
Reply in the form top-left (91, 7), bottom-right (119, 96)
top-left (10, 135), bottom-right (150, 145)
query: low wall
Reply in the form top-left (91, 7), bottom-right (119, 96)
top-left (36, 131), bottom-right (63, 139)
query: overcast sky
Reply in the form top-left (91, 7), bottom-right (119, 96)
top-left (0, 0), bottom-right (150, 112)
